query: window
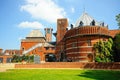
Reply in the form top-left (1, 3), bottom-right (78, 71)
top-left (79, 21), bottom-right (83, 27)
top-left (45, 47), bottom-right (49, 50)
top-left (0, 58), bottom-right (3, 63)
top-left (6, 58), bottom-right (12, 63)
top-left (87, 39), bottom-right (91, 46)
top-left (22, 48), bottom-right (24, 51)
top-left (90, 20), bottom-right (95, 26)
top-left (101, 22), bottom-right (104, 26)
top-left (71, 24), bottom-right (73, 29)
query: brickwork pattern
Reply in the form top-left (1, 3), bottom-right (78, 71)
top-left (15, 62), bottom-right (120, 70)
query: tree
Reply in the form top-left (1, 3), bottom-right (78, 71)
top-left (113, 33), bottom-right (120, 62)
top-left (116, 14), bottom-right (120, 29)
top-left (93, 38), bottom-right (113, 62)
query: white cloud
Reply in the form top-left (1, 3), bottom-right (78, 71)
top-left (18, 21), bottom-right (44, 29)
top-left (18, 37), bottom-right (23, 41)
top-left (21, 0), bottom-right (66, 23)
top-left (71, 7), bottom-right (75, 13)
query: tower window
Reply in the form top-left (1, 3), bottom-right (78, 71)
top-left (90, 20), bottom-right (95, 26)
top-left (79, 21), bottom-right (83, 27)
top-left (101, 22), bottom-right (104, 26)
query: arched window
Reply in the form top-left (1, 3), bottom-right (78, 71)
top-left (91, 20), bottom-right (95, 26)
top-left (79, 21), bottom-right (83, 27)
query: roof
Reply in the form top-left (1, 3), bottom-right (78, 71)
top-left (27, 29), bottom-right (44, 38)
top-left (109, 30), bottom-right (120, 38)
top-left (75, 12), bottom-right (107, 27)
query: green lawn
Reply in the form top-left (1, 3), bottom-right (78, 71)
top-left (0, 69), bottom-right (120, 80)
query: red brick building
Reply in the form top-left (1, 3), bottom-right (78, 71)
top-left (55, 12), bottom-right (120, 62)
top-left (0, 49), bottom-right (21, 63)
top-left (21, 29), bottom-right (56, 62)
top-left (1, 12), bottom-right (120, 63)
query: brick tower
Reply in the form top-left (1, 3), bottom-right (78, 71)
top-left (56, 18), bottom-right (68, 43)
top-left (44, 28), bottom-right (53, 42)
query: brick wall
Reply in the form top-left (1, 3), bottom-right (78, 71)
top-left (15, 62), bottom-right (120, 70)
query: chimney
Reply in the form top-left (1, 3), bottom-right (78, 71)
top-left (44, 28), bottom-right (53, 42)
top-left (56, 18), bottom-right (68, 43)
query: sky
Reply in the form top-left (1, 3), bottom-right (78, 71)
top-left (0, 0), bottom-right (120, 50)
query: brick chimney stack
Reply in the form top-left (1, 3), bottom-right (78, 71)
top-left (56, 18), bottom-right (68, 43)
top-left (44, 28), bottom-right (53, 42)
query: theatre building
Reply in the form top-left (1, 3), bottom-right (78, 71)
top-left (1, 12), bottom-right (120, 63)
top-left (55, 12), bottom-right (120, 62)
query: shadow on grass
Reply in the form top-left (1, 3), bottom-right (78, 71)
top-left (78, 70), bottom-right (120, 80)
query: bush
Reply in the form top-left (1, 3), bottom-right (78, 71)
top-left (11, 54), bottom-right (34, 63)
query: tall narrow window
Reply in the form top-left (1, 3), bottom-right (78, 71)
top-left (87, 39), bottom-right (91, 46)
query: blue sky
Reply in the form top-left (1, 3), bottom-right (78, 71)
top-left (0, 0), bottom-right (120, 50)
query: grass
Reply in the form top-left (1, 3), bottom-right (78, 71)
top-left (0, 69), bottom-right (120, 80)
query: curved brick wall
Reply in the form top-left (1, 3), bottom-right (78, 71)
top-left (65, 26), bottom-right (109, 38)
top-left (64, 26), bottom-right (109, 62)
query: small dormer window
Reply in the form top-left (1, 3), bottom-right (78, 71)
top-left (91, 20), bottom-right (95, 26)
top-left (70, 24), bottom-right (73, 29)
top-left (101, 22), bottom-right (104, 26)
top-left (79, 21), bottom-right (83, 27)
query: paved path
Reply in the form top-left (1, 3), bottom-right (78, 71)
top-left (0, 63), bottom-right (15, 72)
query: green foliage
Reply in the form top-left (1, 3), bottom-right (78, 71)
top-left (11, 55), bottom-right (21, 62)
top-left (116, 14), bottom-right (120, 29)
top-left (93, 38), bottom-right (113, 62)
top-left (113, 33), bottom-right (120, 62)
top-left (113, 33), bottom-right (120, 50)
top-left (95, 56), bottom-right (102, 62)
top-left (11, 54), bottom-right (34, 63)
